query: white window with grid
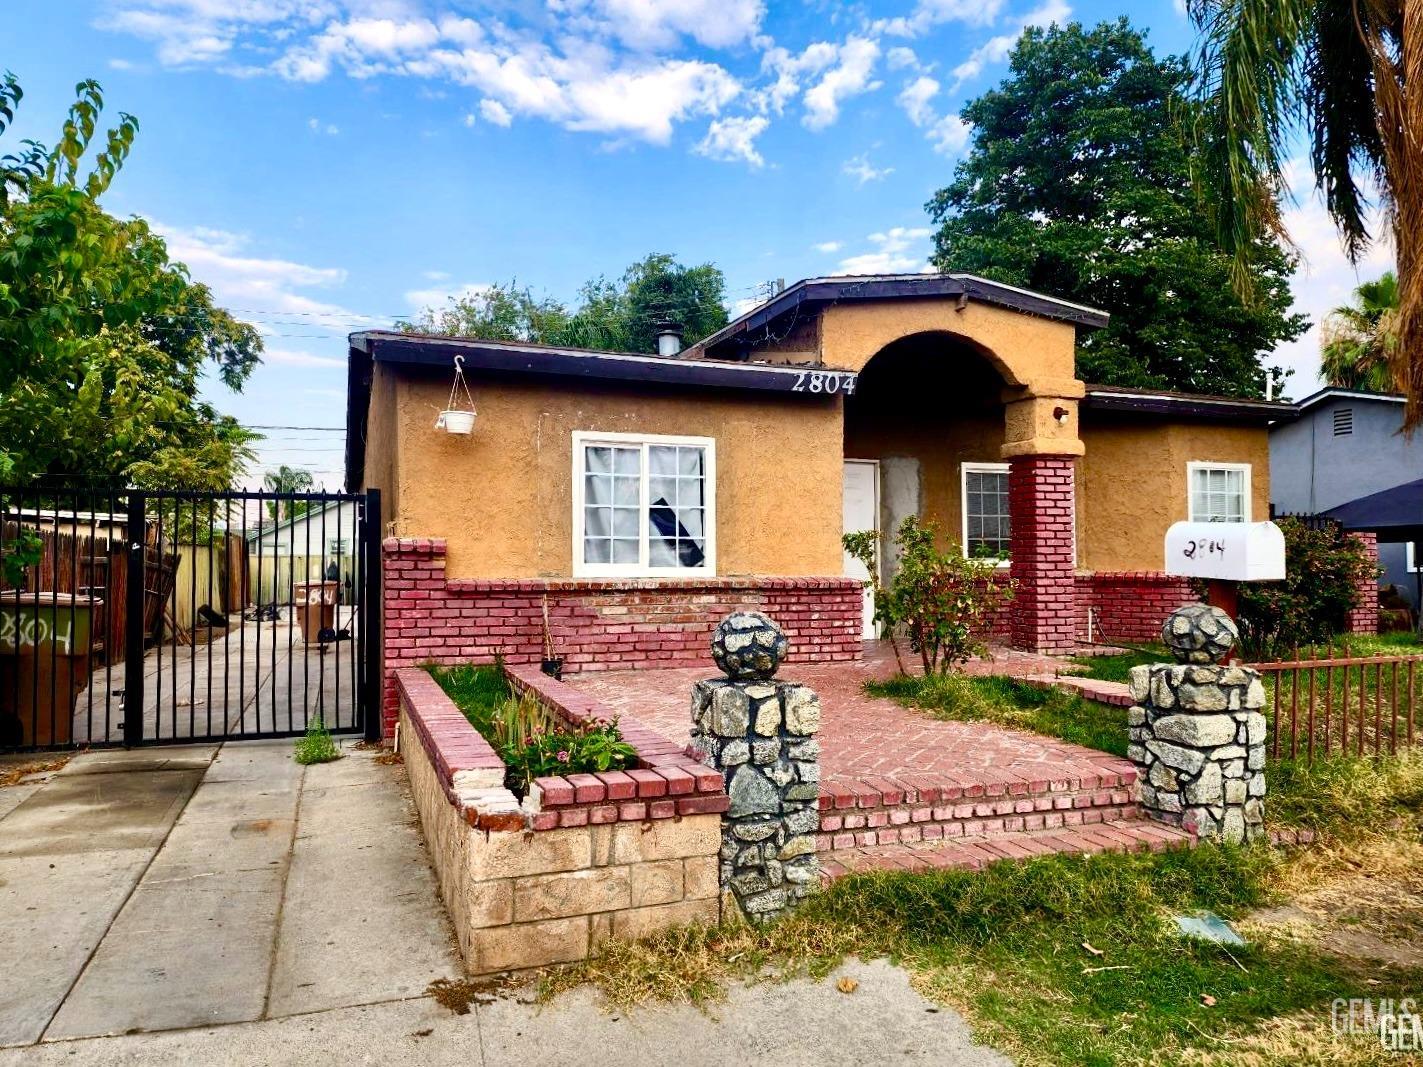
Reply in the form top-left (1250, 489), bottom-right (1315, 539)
top-left (961, 462), bottom-right (1011, 563)
top-left (1187, 462), bottom-right (1251, 523)
top-left (572, 432), bottom-right (715, 577)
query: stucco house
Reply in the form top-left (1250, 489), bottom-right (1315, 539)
top-left (1270, 387), bottom-right (1421, 612)
top-left (346, 273), bottom-right (1291, 729)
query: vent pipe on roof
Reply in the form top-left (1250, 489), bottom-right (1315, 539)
top-left (655, 323), bottom-right (684, 357)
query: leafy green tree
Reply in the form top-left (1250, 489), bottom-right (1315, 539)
top-left (399, 253), bottom-right (729, 354)
top-left (1185, 0), bottom-right (1420, 428)
top-left (0, 75), bottom-right (259, 489)
top-left (926, 19), bottom-right (1306, 398)
top-left (1320, 272), bottom-right (1400, 394)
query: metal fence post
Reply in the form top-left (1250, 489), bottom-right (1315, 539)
top-left (123, 493), bottom-right (147, 748)
top-left (361, 488), bottom-right (383, 743)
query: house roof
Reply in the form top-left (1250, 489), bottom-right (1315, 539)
top-left (691, 273), bottom-right (1110, 356)
top-left (245, 499), bottom-right (349, 543)
top-left (343, 332), bottom-right (851, 490)
top-left (1291, 386), bottom-right (1406, 415)
top-left (1323, 476), bottom-right (1423, 539)
top-left (1082, 384), bottom-right (1299, 425)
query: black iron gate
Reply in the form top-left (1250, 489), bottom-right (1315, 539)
top-left (0, 486), bottom-right (381, 750)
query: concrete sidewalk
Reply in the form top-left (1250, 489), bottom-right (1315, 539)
top-left (0, 740), bottom-right (457, 1048)
top-left (0, 742), bottom-right (1010, 1066)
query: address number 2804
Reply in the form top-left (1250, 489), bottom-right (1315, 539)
top-left (790, 371), bottom-right (856, 394)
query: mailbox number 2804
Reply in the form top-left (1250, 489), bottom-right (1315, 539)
top-left (791, 371), bottom-right (855, 394)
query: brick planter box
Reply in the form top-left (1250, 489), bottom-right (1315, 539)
top-left (396, 665), bottom-right (726, 975)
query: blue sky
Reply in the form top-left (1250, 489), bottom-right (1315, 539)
top-left (4, 0), bottom-right (1393, 487)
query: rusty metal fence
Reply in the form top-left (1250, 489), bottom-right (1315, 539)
top-left (1251, 648), bottom-right (1423, 762)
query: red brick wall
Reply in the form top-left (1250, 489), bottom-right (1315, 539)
top-left (1346, 531), bottom-right (1380, 635)
top-left (1008, 455), bottom-right (1078, 653)
top-left (382, 538), bottom-right (863, 737)
top-left (1077, 572), bottom-right (1196, 645)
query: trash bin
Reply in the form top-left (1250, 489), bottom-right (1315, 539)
top-left (0, 592), bottom-right (100, 747)
top-left (293, 581), bottom-right (338, 644)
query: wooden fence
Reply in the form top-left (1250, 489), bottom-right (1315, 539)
top-left (1252, 650), bottom-right (1423, 761)
top-left (247, 553), bottom-right (355, 607)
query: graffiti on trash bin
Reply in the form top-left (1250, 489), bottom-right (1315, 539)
top-left (0, 612), bottom-right (75, 654)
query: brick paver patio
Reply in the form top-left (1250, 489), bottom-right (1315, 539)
top-left (565, 642), bottom-right (1193, 871)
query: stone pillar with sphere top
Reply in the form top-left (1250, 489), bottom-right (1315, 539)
top-left (1127, 603), bottom-right (1267, 845)
top-left (690, 611), bottom-right (821, 923)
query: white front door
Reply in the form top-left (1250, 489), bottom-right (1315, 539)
top-left (842, 460), bottom-right (879, 640)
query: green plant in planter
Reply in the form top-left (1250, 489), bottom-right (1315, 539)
top-left (501, 714), bottom-right (637, 795)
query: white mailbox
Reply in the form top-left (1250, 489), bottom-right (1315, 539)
top-left (1164, 521), bottom-right (1286, 582)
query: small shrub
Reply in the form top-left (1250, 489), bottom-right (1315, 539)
top-left (843, 515), bottom-right (1013, 675)
top-left (1236, 517), bottom-right (1374, 658)
top-left (294, 716), bottom-right (341, 764)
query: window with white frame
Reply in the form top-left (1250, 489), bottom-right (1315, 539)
top-left (961, 462), bottom-right (1011, 561)
top-left (1188, 463), bottom-right (1251, 523)
top-left (573, 432), bottom-right (715, 577)
top-left (1408, 541), bottom-right (1421, 573)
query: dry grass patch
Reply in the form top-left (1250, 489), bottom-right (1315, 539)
top-left (0, 755), bottom-right (68, 787)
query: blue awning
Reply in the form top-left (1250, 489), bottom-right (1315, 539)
top-left (1322, 477), bottom-right (1423, 541)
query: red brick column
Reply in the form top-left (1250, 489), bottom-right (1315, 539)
top-left (1008, 454), bottom-right (1078, 654)
top-left (1345, 531), bottom-right (1380, 635)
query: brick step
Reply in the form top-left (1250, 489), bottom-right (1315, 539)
top-left (820, 820), bottom-right (1195, 881)
top-left (815, 767), bottom-right (1141, 852)
top-left (817, 800), bottom-right (1144, 852)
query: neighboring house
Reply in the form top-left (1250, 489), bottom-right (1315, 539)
top-left (1269, 387), bottom-right (1421, 610)
top-left (346, 272), bottom-right (1292, 691)
top-left (245, 499), bottom-right (359, 604)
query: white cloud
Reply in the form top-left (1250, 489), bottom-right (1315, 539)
top-left (813, 240), bottom-right (843, 253)
top-left (307, 117), bottom-right (339, 135)
top-left (843, 153), bottom-right (893, 185)
top-left (556, 0), bottom-right (766, 50)
top-left (404, 280), bottom-right (492, 311)
top-left (835, 226), bottom-right (935, 275)
top-left (927, 113), bottom-right (971, 155)
top-left (951, 0), bottom-right (1071, 89)
top-left (758, 41), bottom-right (839, 115)
top-left (153, 222), bottom-right (362, 330)
top-left (886, 47), bottom-right (921, 71)
top-left (1265, 163), bottom-right (1395, 397)
top-left (695, 115), bottom-right (770, 167)
top-left (802, 36), bottom-right (880, 130)
top-left (479, 98), bottom-right (513, 126)
top-left (897, 75), bottom-right (940, 126)
top-left (874, 0), bottom-right (1006, 39)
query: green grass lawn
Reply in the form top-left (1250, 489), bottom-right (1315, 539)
top-left (868, 672), bottom-right (1131, 757)
top-left (1069, 646), bottom-right (1167, 683)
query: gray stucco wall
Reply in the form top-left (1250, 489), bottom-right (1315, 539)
top-left (1270, 393), bottom-right (1420, 610)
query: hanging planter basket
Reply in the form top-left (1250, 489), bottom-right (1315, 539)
top-left (436, 354), bottom-right (477, 435)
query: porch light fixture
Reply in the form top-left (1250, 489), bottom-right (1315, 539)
top-left (1053, 406), bottom-right (1070, 424)
top-left (435, 354), bottom-right (477, 435)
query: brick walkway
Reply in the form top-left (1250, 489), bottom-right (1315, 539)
top-left (566, 642), bottom-right (1168, 871)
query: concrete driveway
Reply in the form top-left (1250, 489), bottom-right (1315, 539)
top-left (0, 741), bottom-right (1010, 1066)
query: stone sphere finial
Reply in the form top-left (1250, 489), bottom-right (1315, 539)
top-left (1162, 603), bottom-right (1238, 664)
top-left (711, 611), bottom-right (789, 680)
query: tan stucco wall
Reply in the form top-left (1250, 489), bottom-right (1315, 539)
top-left (362, 361), bottom-right (401, 535)
top-left (1078, 416), bottom-right (1271, 572)
top-left (377, 368), bottom-right (845, 580)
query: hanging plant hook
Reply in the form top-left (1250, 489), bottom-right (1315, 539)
top-left (436, 353), bottom-right (478, 434)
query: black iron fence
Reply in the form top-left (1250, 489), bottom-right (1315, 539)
top-left (0, 485), bottom-right (381, 750)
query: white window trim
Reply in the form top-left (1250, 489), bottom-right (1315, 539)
top-left (571, 430), bottom-right (717, 579)
top-left (960, 461), bottom-right (1012, 568)
top-left (1187, 461), bottom-right (1253, 523)
top-left (1407, 541), bottom-right (1421, 573)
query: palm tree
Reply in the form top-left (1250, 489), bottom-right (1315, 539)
top-left (1320, 272), bottom-right (1401, 393)
top-left (263, 465), bottom-right (314, 523)
top-left (1186, 2), bottom-right (1420, 426)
